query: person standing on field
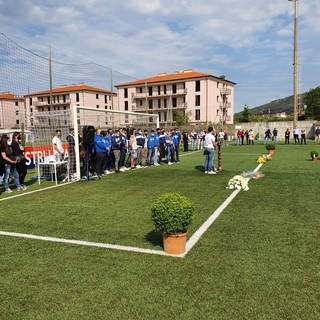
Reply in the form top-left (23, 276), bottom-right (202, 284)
top-left (203, 127), bottom-right (217, 175)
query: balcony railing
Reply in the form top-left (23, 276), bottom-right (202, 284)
top-left (220, 102), bottom-right (231, 109)
top-left (132, 88), bottom-right (187, 99)
top-left (34, 99), bottom-right (71, 106)
top-left (220, 88), bottom-right (231, 95)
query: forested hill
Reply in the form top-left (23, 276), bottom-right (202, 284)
top-left (235, 93), bottom-right (307, 116)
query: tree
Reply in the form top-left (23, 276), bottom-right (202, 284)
top-left (173, 111), bottom-right (191, 126)
top-left (305, 87), bottom-right (320, 120)
top-left (236, 104), bottom-right (252, 123)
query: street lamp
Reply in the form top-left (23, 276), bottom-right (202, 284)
top-left (288, 0), bottom-right (299, 127)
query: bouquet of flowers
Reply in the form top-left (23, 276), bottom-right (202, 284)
top-left (256, 156), bottom-right (266, 164)
top-left (226, 175), bottom-right (250, 191)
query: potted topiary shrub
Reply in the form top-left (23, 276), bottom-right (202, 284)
top-left (151, 192), bottom-right (195, 255)
top-left (310, 150), bottom-right (318, 161)
top-left (266, 141), bottom-right (276, 155)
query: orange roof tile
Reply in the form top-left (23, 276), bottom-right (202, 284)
top-left (116, 71), bottom-right (236, 87)
top-left (0, 93), bottom-right (17, 100)
top-left (25, 84), bottom-right (115, 96)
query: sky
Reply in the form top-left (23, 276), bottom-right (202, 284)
top-left (0, 0), bottom-right (319, 113)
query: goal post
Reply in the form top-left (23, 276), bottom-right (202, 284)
top-left (72, 105), bottom-right (160, 180)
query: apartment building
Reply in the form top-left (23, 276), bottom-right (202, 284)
top-left (116, 69), bottom-right (236, 126)
top-left (25, 83), bottom-right (117, 129)
top-left (0, 93), bottom-right (26, 129)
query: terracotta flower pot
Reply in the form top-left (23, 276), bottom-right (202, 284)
top-left (312, 157), bottom-right (318, 162)
top-left (163, 232), bottom-right (187, 255)
top-left (268, 149), bottom-right (275, 155)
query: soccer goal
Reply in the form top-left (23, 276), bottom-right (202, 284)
top-left (72, 106), bottom-right (159, 180)
top-left (30, 106), bottom-right (159, 182)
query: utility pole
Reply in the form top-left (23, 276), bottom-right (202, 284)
top-left (289, 0), bottom-right (299, 127)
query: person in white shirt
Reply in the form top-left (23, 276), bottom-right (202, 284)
top-left (52, 129), bottom-right (64, 161)
top-left (203, 127), bottom-right (217, 174)
top-left (293, 127), bottom-right (300, 144)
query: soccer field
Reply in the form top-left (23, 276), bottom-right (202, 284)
top-left (1, 143), bottom-right (319, 319)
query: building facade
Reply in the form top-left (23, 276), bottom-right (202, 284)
top-left (25, 83), bottom-right (117, 129)
top-left (0, 93), bottom-right (26, 129)
top-left (116, 69), bottom-right (236, 126)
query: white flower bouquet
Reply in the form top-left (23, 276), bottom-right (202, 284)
top-left (226, 175), bottom-right (250, 191)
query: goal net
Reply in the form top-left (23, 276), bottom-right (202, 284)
top-left (30, 106), bottom-right (159, 181)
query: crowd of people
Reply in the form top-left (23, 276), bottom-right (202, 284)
top-left (62, 126), bottom-right (222, 178)
top-left (236, 127), bottom-right (315, 145)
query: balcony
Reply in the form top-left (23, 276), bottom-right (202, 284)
top-left (220, 88), bottom-right (231, 95)
top-left (220, 102), bottom-right (231, 109)
top-left (132, 88), bottom-right (187, 99)
top-left (34, 99), bottom-right (71, 106)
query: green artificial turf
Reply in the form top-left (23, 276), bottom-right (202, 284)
top-left (0, 142), bottom-right (319, 319)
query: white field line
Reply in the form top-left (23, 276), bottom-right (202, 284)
top-left (0, 182), bottom-right (74, 202)
top-left (0, 230), bottom-right (180, 257)
top-left (0, 158), bottom-right (264, 258)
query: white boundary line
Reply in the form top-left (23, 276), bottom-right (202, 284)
top-left (0, 182), bottom-right (74, 202)
top-left (0, 231), bottom-right (176, 257)
top-left (0, 159), bottom-right (264, 258)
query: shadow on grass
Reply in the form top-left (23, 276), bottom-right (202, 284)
top-left (195, 165), bottom-right (204, 172)
top-left (145, 230), bottom-right (163, 248)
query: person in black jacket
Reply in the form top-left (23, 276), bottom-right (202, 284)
top-left (11, 132), bottom-right (27, 188)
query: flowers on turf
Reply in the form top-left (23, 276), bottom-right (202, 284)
top-left (256, 154), bottom-right (272, 163)
top-left (226, 175), bottom-right (250, 191)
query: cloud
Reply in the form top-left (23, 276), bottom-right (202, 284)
top-left (0, 0), bottom-right (319, 112)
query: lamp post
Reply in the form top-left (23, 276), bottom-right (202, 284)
top-left (288, 0), bottom-right (299, 128)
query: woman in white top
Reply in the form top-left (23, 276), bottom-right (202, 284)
top-left (203, 127), bottom-right (217, 174)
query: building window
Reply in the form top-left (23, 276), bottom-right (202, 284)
top-left (124, 101), bottom-right (128, 111)
top-left (105, 106), bottom-right (108, 109)
top-left (195, 95), bottom-right (200, 106)
top-left (76, 93), bottom-right (79, 102)
top-left (148, 100), bottom-right (153, 110)
top-left (172, 84), bottom-right (177, 94)
top-left (158, 86), bottom-right (161, 95)
top-left (96, 94), bottom-right (99, 99)
top-left (148, 87), bottom-right (153, 96)
top-left (96, 105), bottom-right (99, 109)
top-left (15, 101), bottom-right (18, 106)
top-left (183, 82), bottom-right (186, 89)
top-left (217, 96), bottom-right (219, 102)
top-left (164, 111), bottom-right (167, 122)
top-left (158, 99), bottom-right (161, 108)
top-left (140, 100), bottom-right (143, 106)
top-left (16, 120), bottom-right (20, 125)
top-left (30, 108), bottom-right (33, 113)
top-left (105, 95), bottom-right (108, 103)
top-left (172, 97), bottom-right (177, 108)
top-left (195, 80), bottom-right (200, 92)
top-left (158, 112), bottom-right (161, 122)
top-left (139, 87), bottom-right (143, 94)
top-left (164, 85), bottom-right (167, 95)
top-left (29, 98), bottom-right (32, 105)
top-left (124, 88), bottom-right (128, 98)
top-left (164, 99), bottom-right (167, 108)
top-left (195, 109), bottom-right (200, 120)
